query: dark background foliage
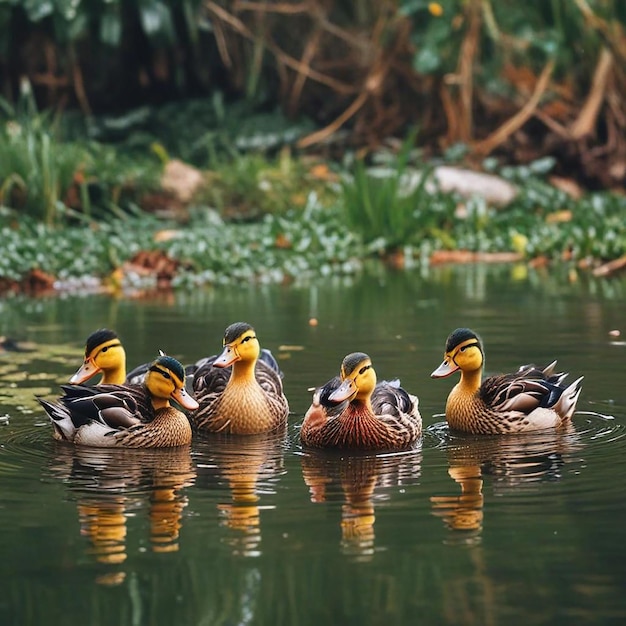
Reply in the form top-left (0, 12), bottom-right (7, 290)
top-left (1, 1), bottom-right (625, 188)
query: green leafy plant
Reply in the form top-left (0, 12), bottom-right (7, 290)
top-left (340, 139), bottom-right (457, 252)
top-left (0, 88), bottom-right (90, 225)
top-left (0, 86), bottom-right (164, 225)
top-left (0, 167), bottom-right (625, 292)
top-left (194, 149), bottom-right (337, 221)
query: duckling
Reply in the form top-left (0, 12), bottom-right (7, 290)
top-left (39, 354), bottom-right (198, 448)
top-left (300, 352), bottom-right (421, 451)
top-left (70, 329), bottom-right (127, 385)
top-left (191, 322), bottom-right (289, 434)
top-left (431, 328), bottom-right (583, 434)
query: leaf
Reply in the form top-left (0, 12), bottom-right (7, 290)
top-left (399, 0), bottom-right (428, 17)
top-left (23, 0), bottom-right (54, 22)
top-left (412, 47), bottom-right (440, 74)
top-left (138, 0), bottom-right (175, 43)
top-left (100, 10), bottom-right (122, 47)
top-left (66, 11), bottom-right (88, 41)
top-left (182, 0), bottom-right (199, 47)
top-left (56, 0), bottom-right (81, 20)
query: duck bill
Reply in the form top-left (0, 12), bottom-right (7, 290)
top-left (431, 360), bottom-right (459, 378)
top-left (69, 359), bottom-right (100, 384)
top-left (328, 379), bottom-right (357, 403)
top-left (213, 345), bottom-right (240, 368)
top-left (171, 386), bottom-right (199, 411)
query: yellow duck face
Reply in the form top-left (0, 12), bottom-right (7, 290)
top-left (70, 329), bottom-right (127, 384)
top-left (213, 323), bottom-right (260, 369)
top-left (431, 329), bottom-right (484, 379)
top-left (330, 352), bottom-right (378, 403)
top-left (146, 356), bottom-right (199, 411)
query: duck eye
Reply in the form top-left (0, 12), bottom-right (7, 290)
top-left (101, 347), bottom-right (108, 353)
top-left (161, 371), bottom-right (171, 379)
top-left (358, 365), bottom-right (370, 375)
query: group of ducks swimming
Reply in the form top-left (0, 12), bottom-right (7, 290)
top-left (37, 322), bottom-right (584, 451)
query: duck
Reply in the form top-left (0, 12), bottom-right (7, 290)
top-left (70, 329), bottom-right (127, 385)
top-left (300, 352), bottom-right (422, 451)
top-left (190, 322), bottom-right (289, 435)
top-left (39, 354), bottom-right (199, 448)
top-left (431, 327), bottom-right (583, 434)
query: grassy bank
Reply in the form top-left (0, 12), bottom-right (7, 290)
top-left (1, 93), bottom-right (625, 294)
top-left (1, 158), bottom-right (624, 295)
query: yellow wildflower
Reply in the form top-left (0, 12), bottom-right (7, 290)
top-left (428, 2), bottom-right (444, 17)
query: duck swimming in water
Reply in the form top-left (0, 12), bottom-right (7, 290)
top-left (40, 354), bottom-right (198, 448)
top-left (190, 322), bottom-right (289, 435)
top-left (300, 352), bottom-right (421, 451)
top-left (431, 328), bottom-right (583, 434)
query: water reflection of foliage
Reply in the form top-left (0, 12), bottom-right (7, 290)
top-left (300, 448), bottom-right (422, 560)
top-left (0, 265), bottom-right (624, 374)
top-left (431, 424), bottom-right (584, 541)
top-left (192, 431), bottom-right (287, 558)
top-left (242, 265), bottom-right (626, 351)
top-left (47, 443), bottom-right (196, 582)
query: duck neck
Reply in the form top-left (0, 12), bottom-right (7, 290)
top-left (102, 364), bottom-right (126, 385)
top-left (351, 396), bottom-right (373, 415)
top-left (459, 368), bottom-right (482, 394)
top-left (229, 359), bottom-right (257, 385)
top-left (151, 397), bottom-right (171, 411)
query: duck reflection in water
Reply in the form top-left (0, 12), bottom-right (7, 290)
top-left (430, 423), bottom-right (583, 541)
top-left (193, 430), bottom-right (286, 557)
top-left (47, 443), bottom-right (196, 583)
top-left (301, 449), bottom-right (422, 560)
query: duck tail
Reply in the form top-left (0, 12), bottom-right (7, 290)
top-left (37, 397), bottom-right (75, 441)
top-left (542, 360), bottom-right (558, 377)
top-left (555, 376), bottom-right (584, 421)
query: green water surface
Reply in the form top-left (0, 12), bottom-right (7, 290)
top-left (0, 264), bottom-right (624, 626)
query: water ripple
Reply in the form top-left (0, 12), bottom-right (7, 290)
top-left (424, 406), bottom-right (626, 540)
top-left (0, 421), bottom-right (54, 477)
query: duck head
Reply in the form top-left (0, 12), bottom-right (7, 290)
top-left (70, 329), bottom-right (126, 385)
top-left (146, 354), bottom-right (199, 410)
top-left (431, 328), bottom-right (484, 378)
top-left (213, 322), bottom-right (260, 368)
top-left (329, 352), bottom-right (377, 403)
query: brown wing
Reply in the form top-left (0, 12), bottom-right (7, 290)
top-left (480, 362), bottom-right (571, 414)
top-left (371, 380), bottom-right (418, 418)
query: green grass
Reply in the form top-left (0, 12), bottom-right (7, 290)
top-left (195, 149), bottom-right (338, 221)
top-left (340, 140), bottom-right (456, 253)
top-left (1, 92), bottom-right (624, 291)
top-left (0, 97), bottom-right (89, 225)
top-left (0, 87), bottom-right (164, 226)
top-left (1, 167), bottom-right (624, 292)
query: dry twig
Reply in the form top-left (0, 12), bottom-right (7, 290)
top-left (473, 59), bottom-right (555, 156)
top-left (592, 255), bottom-right (626, 277)
top-left (206, 1), bottom-right (354, 94)
top-left (569, 47), bottom-right (613, 139)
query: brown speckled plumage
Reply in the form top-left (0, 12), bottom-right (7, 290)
top-left (193, 367), bottom-right (288, 434)
top-left (74, 405), bottom-right (192, 447)
top-left (432, 328), bottom-right (583, 435)
top-left (300, 353), bottom-right (421, 451)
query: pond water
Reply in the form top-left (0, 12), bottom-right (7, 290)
top-left (0, 264), bottom-right (625, 626)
